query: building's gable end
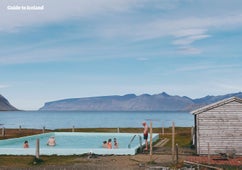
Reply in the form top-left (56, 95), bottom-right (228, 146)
top-left (191, 97), bottom-right (242, 115)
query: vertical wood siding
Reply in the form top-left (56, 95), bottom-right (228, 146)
top-left (196, 101), bottom-right (242, 155)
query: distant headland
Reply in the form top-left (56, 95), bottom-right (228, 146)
top-left (0, 95), bottom-right (18, 111)
top-left (39, 92), bottom-right (242, 112)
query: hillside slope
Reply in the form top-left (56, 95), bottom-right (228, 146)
top-left (0, 95), bottom-right (18, 111)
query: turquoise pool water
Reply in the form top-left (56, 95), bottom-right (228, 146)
top-left (0, 132), bottom-right (159, 155)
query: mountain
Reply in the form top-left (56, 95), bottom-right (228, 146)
top-left (193, 92), bottom-right (242, 104)
top-left (0, 94), bottom-right (18, 111)
top-left (39, 92), bottom-right (242, 111)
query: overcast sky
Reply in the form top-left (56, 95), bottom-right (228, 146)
top-left (1, 0), bottom-right (242, 110)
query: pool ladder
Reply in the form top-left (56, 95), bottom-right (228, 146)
top-left (128, 134), bottom-right (143, 152)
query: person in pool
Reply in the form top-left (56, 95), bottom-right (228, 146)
top-left (107, 138), bottom-right (112, 149)
top-left (47, 136), bottom-right (56, 146)
top-left (102, 141), bottom-right (108, 148)
top-left (23, 140), bottom-right (29, 148)
top-left (113, 138), bottom-right (118, 149)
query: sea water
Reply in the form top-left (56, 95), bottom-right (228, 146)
top-left (0, 111), bottom-right (194, 129)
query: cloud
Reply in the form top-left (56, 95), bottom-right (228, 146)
top-left (0, 0), bottom-right (138, 32)
top-left (216, 83), bottom-right (242, 92)
top-left (136, 57), bottom-right (149, 61)
top-left (0, 84), bottom-right (9, 89)
top-left (1, 0), bottom-right (242, 64)
top-left (0, 46), bottom-right (69, 65)
top-left (176, 64), bottom-right (241, 72)
top-left (120, 14), bottom-right (242, 54)
top-left (173, 34), bottom-right (210, 46)
top-left (171, 28), bottom-right (210, 54)
top-left (173, 29), bottom-right (207, 38)
top-left (177, 46), bottom-right (202, 55)
top-left (2, 0), bottom-right (242, 35)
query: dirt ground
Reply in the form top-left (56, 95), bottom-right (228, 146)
top-left (0, 154), bottom-right (183, 170)
top-left (44, 154), bottom-right (177, 170)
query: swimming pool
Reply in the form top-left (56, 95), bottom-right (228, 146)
top-left (0, 132), bottom-right (159, 155)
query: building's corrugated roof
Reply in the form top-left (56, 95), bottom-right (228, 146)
top-left (190, 97), bottom-right (242, 115)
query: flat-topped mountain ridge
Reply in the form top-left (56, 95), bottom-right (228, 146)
top-left (39, 92), bottom-right (242, 111)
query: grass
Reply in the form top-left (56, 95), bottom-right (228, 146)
top-left (0, 155), bottom-right (87, 168)
top-left (162, 127), bottom-right (193, 148)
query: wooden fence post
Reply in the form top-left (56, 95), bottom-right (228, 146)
top-left (162, 121), bottom-right (164, 136)
top-left (1, 127), bottom-right (5, 136)
top-left (36, 138), bottom-right (40, 159)
top-left (176, 143), bottom-right (179, 164)
top-left (149, 121), bottom-right (153, 161)
top-left (172, 122), bottom-right (175, 162)
top-left (42, 126), bottom-right (45, 133)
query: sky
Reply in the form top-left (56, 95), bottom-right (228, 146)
top-left (0, 0), bottom-right (242, 110)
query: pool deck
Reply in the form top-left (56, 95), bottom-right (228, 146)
top-left (0, 147), bottom-right (138, 155)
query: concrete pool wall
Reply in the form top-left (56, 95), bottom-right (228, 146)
top-left (0, 132), bottom-right (159, 155)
